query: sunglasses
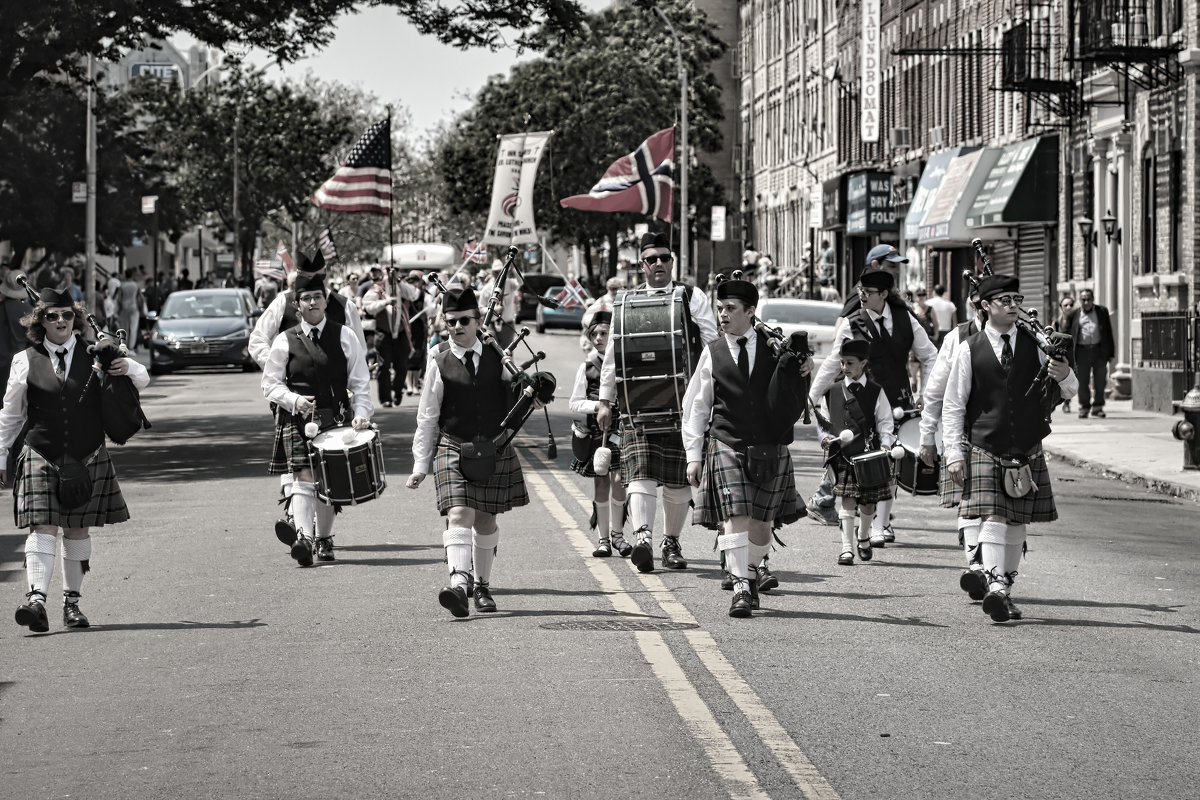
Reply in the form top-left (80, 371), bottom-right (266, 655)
top-left (990, 294), bottom-right (1024, 307)
top-left (297, 294), bottom-right (325, 304)
top-left (643, 254), bottom-right (673, 265)
top-left (446, 316), bottom-right (479, 328)
top-left (856, 287), bottom-right (883, 296)
top-left (43, 311), bottom-right (75, 322)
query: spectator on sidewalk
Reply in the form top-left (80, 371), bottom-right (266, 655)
top-left (926, 284), bottom-right (957, 347)
top-left (1064, 289), bottom-right (1115, 419)
top-left (56, 267), bottom-right (84, 304)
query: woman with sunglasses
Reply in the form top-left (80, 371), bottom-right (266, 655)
top-left (1054, 296), bottom-right (1076, 413)
top-left (0, 288), bottom-right (148, 633)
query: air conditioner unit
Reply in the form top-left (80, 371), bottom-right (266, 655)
top-left (889, 128), bottom-right (911, 148)
top-left (928, 125), bottom-right (945, 147)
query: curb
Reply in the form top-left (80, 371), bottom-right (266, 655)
top-left (1044, 447), bottom-right (1200, 504)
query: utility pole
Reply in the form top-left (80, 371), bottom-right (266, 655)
top-left (85, 55), bottom-right (97, 318)
top-left (655, 7), bottom-right (688, 281)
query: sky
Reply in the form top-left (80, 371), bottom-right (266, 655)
top-left (191, 1), bottom-right (612, 142)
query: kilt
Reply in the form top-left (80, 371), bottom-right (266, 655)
top-left (694, 439), bottom-right (794, 527)
top-left (830, 454), bottom-right (894, 505)
top-left (619, 424), bottom-right (687, 488)
top-left (434, 437), bottom-right (528, 515)
top-left (570, 433), bottom-right (622, 479)
top-left (268, 417), bottom-right (312, 475)
top-left (14, 445), bottom-right (130, 529)
top-left (938, 436), bottom-right (968, 508)
top-left (957, 445), bottom-right (1057, 524)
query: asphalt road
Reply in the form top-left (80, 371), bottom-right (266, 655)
top-left (2, 327), bottom-right (1197, 799)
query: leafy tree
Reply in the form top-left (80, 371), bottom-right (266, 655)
top-left (435, 0), bottom-right (726, 283)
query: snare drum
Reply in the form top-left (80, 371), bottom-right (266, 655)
top-left (848, 449), bottom-right (893, 490)
top-left (613, 287), bottom-right (699, 431)
top-left (896, 415), bottom-right (940, 496)
top-left (309, 426), bottom-right (387, 505)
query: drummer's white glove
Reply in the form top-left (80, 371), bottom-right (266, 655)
top-left (351, 416), bottom-right (371, 431)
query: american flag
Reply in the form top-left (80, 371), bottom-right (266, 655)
top-left (312, 119), bottom-right (392, 215)
top-left (276, 241), bottom-right (295, 273)
top-left (317, 227), bottom-right (338, 264)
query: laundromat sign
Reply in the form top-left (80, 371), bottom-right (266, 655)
top-left (846, 171), bottom-right (894, 233)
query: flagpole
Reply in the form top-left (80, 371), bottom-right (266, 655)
top-left (386, 105), bottom-right (395, 270)
top-left (655, 7), bottom-right (687, 283)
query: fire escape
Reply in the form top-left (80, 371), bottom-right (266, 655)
top-left (1074, 0), bottom-right (1182, 90)
top-left (999, 2), bottom-right (1079, 119)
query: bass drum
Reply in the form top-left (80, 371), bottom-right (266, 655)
top-left (309, 426), bottom-right (387, 505)
top-left (895, 415), bottom-right (940, 496)
top-left (612, 286), bottom-right (699, 432)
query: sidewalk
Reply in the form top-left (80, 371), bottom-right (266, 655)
top-left (1043, 398), bottom-right (1200, 503)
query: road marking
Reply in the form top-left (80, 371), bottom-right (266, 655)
top-left (524, 460), bottom-right (843, 800)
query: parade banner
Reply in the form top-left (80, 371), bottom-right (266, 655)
top-left (482, 131), bottom-right (553, 245)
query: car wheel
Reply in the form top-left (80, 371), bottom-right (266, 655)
top-left (149, 364), bottom-right (168, 376)
top-left (536, 320), bottom-right (546, 334)
top-left (241, 362), bottom-right (258, 373)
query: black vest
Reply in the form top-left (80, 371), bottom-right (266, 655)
top-left (25, 336), bottom-right (104, 462)
top-left (849, 306), bottom-right (914, 406)
top-left (579, 354), bottom-right (606, 432)
top-left (825, 379), bottom-right (883, 457)
top-left (280, 290), bottom-right (349, 334)
top-left (708, 331), bottom-right (785, 449)
top-left (956, 318), bottom-right (979, 340)
top-left (435, 344), bottom-right (512, 440)
top-left (285, 322), bottom-right (349, 416)
top-left (964, 327), bottom-right (1049, 456)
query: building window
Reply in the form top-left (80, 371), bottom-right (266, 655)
top-left (1141, 146), bottom-right (1156, 275)
top-left (1170, 149), bottom-right (1182, 273)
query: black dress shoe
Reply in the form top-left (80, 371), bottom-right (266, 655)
top-left (1078, 409), bottom-right (1089, 418)
top-left (15, 599), bottom-right (49, 633)
top-left (275, 519), bottom-right (297, 546)
top-left (1091, 408), bottom-right (1106, 419)
top-left (630, 539), bottom-right (655, 573)
top-left (592, 539), bottom-right (612, 558)
top-left (610, 532), bottom-right (633, 558)
top-left (660, 536), bottom-right (688, 569)
top-left (756, 564), bottom-right (779, 592)
top-left (837, 551), bottom-right (854, 566)
top-left (473, 583), bottom-right (497, 613)
top-left (291, 536), bottom-right (314, 567)
top-left (856, 539), bottom-right (873, 562)
top-left (729, 590), bottom-right (753, 618)
top-left (1005, 596), bottom-right (1023, 620)
top-left (982, 590), bottom-right (1012, 622)
top-left (63, 603), bottom-right (90, 629)
top-left (959, 569), bottom-right (987, 601)
top-left (316, 537), bottom-right (335, 561)
top-left (720, 572), bottom-right (734, 591)
top-left (382, 400), bottom-right (393, 408)
top-left (438, 585), bottom-right (470, 618)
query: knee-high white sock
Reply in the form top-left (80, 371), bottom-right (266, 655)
top-left (858, 509), bottom-right (875, 542)
top-left (594, 495), bottom-right (610, 539)
top-left (292, 481), bottom-right (317, 538)
top-left (718, 532), bottom-right (750, 587)
top-left (24, 532), bottom-right (58, 601)
top-left (978, 520), bottom-right (1008, 591)
top-left (314, 501), bottom-right (335, 538)
top-left (662, 485), bottom-right (691, 539)
top-left (609, 494), bottom-right (626, 533)
top-left (872, 497), bottom-right (893, 533)
top-left (1003, 524), bottom-right (1026, 579)
top-left (473, 529), bottom-right (499, 585)
top-left (443, 527), bottom-right (473, 589)
top-left (627, 480), bottom-right (656, 538)
top-left (960, 518), bottom-right (982, 565)
top-left (280, 474), bottom-right (294, 513)
top-left (839, 512), bottom-right (855, 552)
top-left (61, 536), bottom-right (91, 597)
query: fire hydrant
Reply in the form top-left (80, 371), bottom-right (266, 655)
top-left (1173, 378), bottom-right (1200, 470)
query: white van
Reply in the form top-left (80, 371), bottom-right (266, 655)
top-left (380, 242), bottom-right (459, 272)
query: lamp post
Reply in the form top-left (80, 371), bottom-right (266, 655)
top-left (1077, 217), bottom-right (1094, 279)
top-left (1101, 209), bottom-right (1121, 244)
top-left (654, 6), bottom-right (688, 281)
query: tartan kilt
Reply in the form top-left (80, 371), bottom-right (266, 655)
top-left (268, 417), bottom-right (311, 475)
top-left (618, 424), bottom-right (687, 488)
top-left (570, 434), bottom-right (622, 479)
top-left (695, 439), bottom-right (794, 528)
top-left (434, 438), bottom-right (528, 515)
top-left (938, 437), bottom-right (968, 508)
top-left (830, 454), bottom-right (895, 505)
top-left (957, 446), bottom-right (1057, 524)
top-left (14, 445), bottom-right (130, 529)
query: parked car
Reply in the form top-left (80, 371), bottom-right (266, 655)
top-left (535, 288), bottom-right (587, 333)
top-left (754, 298), bottom-right (843, 366)
top-left (149, 289), bottom-right (261, 375)
top-left (515, 274), bottom-right (565, 322)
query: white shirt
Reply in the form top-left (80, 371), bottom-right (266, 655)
top-left (249, 289), bottom-right (366, 368)
top-left (680, 331), bottom-right (758, 462)
top-left (814, 374), bottom-right (896, 448)
top-left (809, 303), bottom-right (939, 404)
top-left (941, 323), bottom-right (1079, 465)
top-left (918, 317), bottom-right (980, 447)
top-left (411, 339), bottom-right (485, 475)
top-left (598, 282), bottom-right (720, 404)
top-left (260, 319), bottom-right (372, 420)
top-left (928, 296), bottom-right (957, 330)
top-left (0, 335), bottom-right (151, 462)
top-left (569, 350), bottom-right (605, 418)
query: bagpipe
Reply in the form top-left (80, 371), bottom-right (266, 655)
top-left (966, 238), bottom-right (1071, 422)
top-left (15, 274), bottom-right (150, 444)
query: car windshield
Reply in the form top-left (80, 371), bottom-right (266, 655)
top-left (160, 293), bottom-right (243, 319)
top-left (760, 302), bottom-right (840, 327)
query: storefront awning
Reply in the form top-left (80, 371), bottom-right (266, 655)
top-left (966, 135), bottom-right (1059, 228)
top-left (903, 147), bottom-right (977, 241)
top-left (916, 148), bottom-right (1004, 245)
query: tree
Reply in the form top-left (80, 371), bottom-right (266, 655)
top-left (0, 1), bottom-right (587, 123)
top-left (435, 0), bottom-right (726, 282)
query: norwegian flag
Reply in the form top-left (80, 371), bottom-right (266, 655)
top-left (312, 118), bottom-right (392, 215)
top-left (554, 279), bottom-right (590, 309)
top-left (461, 237), bottom-right (488, 265)
top-left (559, 128), bottom-right (675, 222)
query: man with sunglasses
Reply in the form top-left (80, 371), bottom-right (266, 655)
top-left (1063, 289), bottom-right (1114, 419)
top-left (1, 288), bottom-right (149, 632)
top-left (595, 232), bottom-right (718, 573)
top-left (942, 275), bottom-right (1078, 623)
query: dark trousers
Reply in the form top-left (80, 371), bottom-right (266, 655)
top-left (1075, 344), bottom-right (1108, 411)
top-left (376, 330), bottom-right (411, 404)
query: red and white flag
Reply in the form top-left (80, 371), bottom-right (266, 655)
top-left (559, 128), bottom-right (674, 222)
top-left (462, 237), bottom-right (488, 265)
top-left (312, 119), bottom-right (392, 215)
top-left (317, 227), bottom-right (338, 264)
top-left (276, 241), bottom-right (295, 274)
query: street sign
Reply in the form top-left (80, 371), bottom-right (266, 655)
top-left (216, 253), bottom-right (234, 266)
top-left (72, 182), bottom-right (86, 204)
top-left (141, 195), bottom-right (158, 214)
top-left (711, 205), bottom-right (727, 242)
top-left (130, 63), bottom-right (180, 81)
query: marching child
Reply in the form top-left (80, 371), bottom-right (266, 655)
top-left (568, 312), bottom-right (629, 558)
top-left (815, 338), bottom-right (896, 566)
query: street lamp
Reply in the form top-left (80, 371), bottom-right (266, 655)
top-left (1078, 217), bottom-right (1095, 279)
top-left (653, 6), bottom-right (688, 281)
top-left (1101, 209), bottom-right (1121, 244)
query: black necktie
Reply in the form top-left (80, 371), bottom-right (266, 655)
top-left (1000, 333), bottom-right (1013, 372)
top-left (464, 351), bottom-right (476, 382)
top-left (736, 337), bottom-right (749, 382)
top-left (309, 328), bottom-right (320, 344)
top-left (876, 314), bottom-right (891, 347)
top-left (847, 380), bottom-right (861, 395)
top-left (55, 349), bottom-right (67, 381)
